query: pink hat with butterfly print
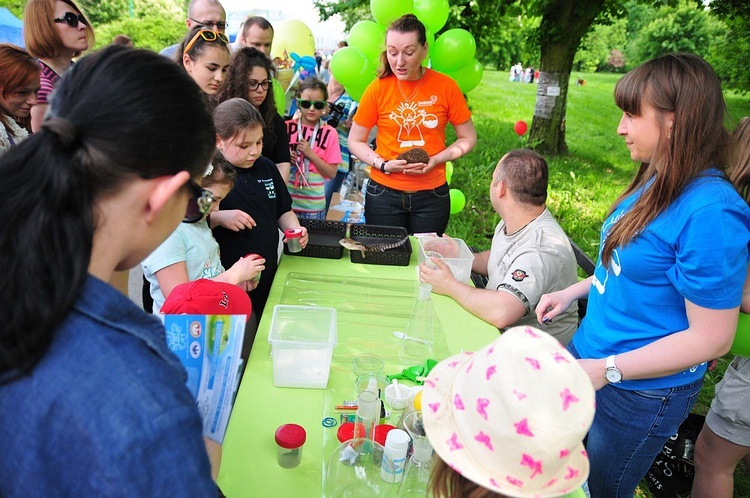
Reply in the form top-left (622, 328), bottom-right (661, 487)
top-left (421, 325), bottom-right (595, 498)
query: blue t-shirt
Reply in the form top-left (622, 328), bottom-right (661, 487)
top-left (0, 276), bottom-right (216, 497)
top-left (573, 171), bottom-right (750, 389)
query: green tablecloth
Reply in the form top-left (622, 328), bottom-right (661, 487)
top-left (217, 244), bottom-right (499, 497)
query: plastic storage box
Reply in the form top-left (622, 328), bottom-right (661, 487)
top-left (268, 305), bottom-right (338, 388)
top-left (283, 219), bottom-right (346, 259)
top-left (347, 224), bottom-right (412, 266)
top-left (417, 236), bottom-right (475, 283)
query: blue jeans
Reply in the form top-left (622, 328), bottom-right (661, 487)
top-left (364, 180), bottom-right (450, 235)
top-left (568, 342), bottom-right (702, 498)
top-left (295, 209), bottom-right (327, 220)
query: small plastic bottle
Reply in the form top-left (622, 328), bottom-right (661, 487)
top-left (399, 283), bottom-right (435, 365)
top-left (379, 428), bottom-right (410, 483)
top-left (284, 228), bottom-right (303, 253)
top-left (355, 390), bottom-right (379, 454)
top-left (275, 423), bottom-right (306, 469)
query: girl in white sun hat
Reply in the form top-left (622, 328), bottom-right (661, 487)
top-left (422, 325), bottom-right (596, 498)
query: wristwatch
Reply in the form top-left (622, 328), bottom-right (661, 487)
top-left (379, 159), bottom-right (389, 174)
top-left (605, 355), bottom-right (623, 384)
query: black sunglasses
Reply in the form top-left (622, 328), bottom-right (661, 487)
top-left (189, 18), bottom-right (228, 31)
top-left (53, 12), bottom-right (87, 28)
top-left (184, 180), bottom-right (215, 223)
top-left (299, 100), bottom-right (326, 110)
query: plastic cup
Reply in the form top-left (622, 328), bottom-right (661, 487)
top-left (275, 423), bottom-right (306, 469)
top-left (284, 228), bottom-right (304, 253)
top-left (354, 374), bottom-right (388, 396)
top-left (352, 353), bottom-right (385, 377)
top-left (243, 253), bottom-right (262, 282)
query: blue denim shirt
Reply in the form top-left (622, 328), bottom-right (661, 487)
top-left (0, 275), bottom-right (217, 497)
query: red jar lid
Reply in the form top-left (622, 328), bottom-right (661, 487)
top-left (337, 422), bottom-right (366, 443)
top-left (275, 424), bottom-right (306, 449)
top-left (284, 228), bottom-right (303, 239)
top-left (374, 424), bottom-right (396, 447)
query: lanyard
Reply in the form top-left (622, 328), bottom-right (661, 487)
top-left (294, 119), bottom-right (319, 189)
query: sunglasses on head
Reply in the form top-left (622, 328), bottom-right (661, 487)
top-left (53, 12), bottom-right (87, 28)
top-left (188, 18), bottom-right (228, 31)
top-left (298, 100), bottom-right (326, 110)
top-left (183, 179), bottom-right (216, 223)
top-left (183, 29), bottom-right (230, 55)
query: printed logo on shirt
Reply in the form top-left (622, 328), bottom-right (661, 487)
top-left (511, 269), bottom-right (529, 282)
top-left (259, 178), bottom-right (276, 199)
top-left (390, 101), bottom-right (438, 148)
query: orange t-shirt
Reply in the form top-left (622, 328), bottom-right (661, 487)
top-left (353, 69), bottom-right (472, 191)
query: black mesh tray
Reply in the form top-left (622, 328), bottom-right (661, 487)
top-left (283, 219), bottom-right (346, 259)
top-left (347, 224), bottom-right (412, 266)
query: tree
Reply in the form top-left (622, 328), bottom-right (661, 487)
top-left (634, 2), bottom-right (711, 63)
top-left (707, 0), bottom-right (750, 93)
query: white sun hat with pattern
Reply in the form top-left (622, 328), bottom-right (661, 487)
top-left (421, 325), bottom-right (596, 497)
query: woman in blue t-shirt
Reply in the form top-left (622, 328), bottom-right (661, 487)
top-left (536, 53), bottom-right (750, 498)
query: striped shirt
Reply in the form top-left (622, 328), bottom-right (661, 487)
top-left (37, 60), bottom-right (61, 106)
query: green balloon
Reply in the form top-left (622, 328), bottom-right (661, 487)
top-left (445, 160), bottom-right (453, 185)
top-left (431, 29), bottom-right (476, 73)
top-left (445, 58), bottom-right (484, 93)
top-left (414, 0), bottom-right (449, 33)
top-left (370, 0), bottom-right (414, 27)
top-left (560, 488), bottom-right (588, 498)
top-left (730, 312), bottom-right (750, 356)
top-left (346, 81), bottom-right (370, 102)
top-left (422, 28), bottom-right (435, 67)
top-left (449, 188), bottom-right (466, 215)
top-left (348, 20), bottom-right (386, 62)
top-left (272, 79), bottom-right (286, 116)
top-left (330, 47), bottom-right (372, 89)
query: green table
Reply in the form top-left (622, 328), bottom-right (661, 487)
top-left (217, 244), bottom-right (499, 497)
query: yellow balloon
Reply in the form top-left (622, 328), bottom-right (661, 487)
top-left (270, 19), bottom-right (315, 60)
top-left (445, 160), bottom-right (454, 185)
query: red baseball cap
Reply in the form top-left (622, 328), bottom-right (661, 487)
top-left (160, 279), bottom-right (252, 319)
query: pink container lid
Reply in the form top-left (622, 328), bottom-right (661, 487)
top-left (275, 423), bottom-right (306, 449)
top-left (284, 228), bottom-right (303, 239)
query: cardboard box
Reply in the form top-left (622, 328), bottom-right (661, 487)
top-left (326, 192), bottom-right (365, 223)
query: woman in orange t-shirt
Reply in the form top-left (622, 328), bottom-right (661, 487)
top-left (347, 14), bottom-right (477, 235)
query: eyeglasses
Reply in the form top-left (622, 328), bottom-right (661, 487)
top-left (184, 180), bottom-right (216, 223)
top-left (188, 18), bottom-right (228, 31)
top-left (248, 79), bottom-right (272, 91)
top-left (183, 29), bottom-right (230, 55)
top-left (53, 12), bottom-right (87, 28)
top-left (298, 100), bottom-right (326, 110)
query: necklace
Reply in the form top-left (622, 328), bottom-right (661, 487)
top-left (397, 68), bottom-right (424, 102)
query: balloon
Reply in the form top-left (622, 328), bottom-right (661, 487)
top-left (445, 161), bottom-right (454, 185)
top-left (270, 19), bottom-right (315, 60)
top-left (422, 28), bottom-right (435, 67)
top-left (730, 312), bottom-right (750, 356)
top-left (431, 29), bottom-right (476, 73)
top-left (449, 188), bottom-right (466, 215)
top-left (348, 20), bottom-right (386, 62)
top-left (370, 0), bottom-right (414, 27)
top-left (345, 82), bottom-right (369, 102)
top-left (272, 78), bottom-right (286, 116)
top-left (445, 58), bottom-right (484, 93)
top-left (414, 0), bottom-right (449, 33)
top-left (291, 53), bottom-right (318, 75)
top-left (330, 47), bottom-right (373, 89)
top-left (514, 120), bottom-right (528, 136)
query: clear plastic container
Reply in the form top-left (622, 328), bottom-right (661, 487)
top-left (243, 253), bottom-right (262, 282)
top-left (352, 353), bottom-right (385, 378)
top-left (284, 228), bottom-right (304, 253)
top-left (275, 423), bottom-right (306, 469)
top-left (417, 236), bottom-right (475, 282)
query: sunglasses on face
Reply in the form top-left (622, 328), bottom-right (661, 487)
top-left (183, 179), bottom-right (216, 223)
top-left (183, 29), bottom-right (230, 55)
top-left (53, 12), bottom-right (87, 28)
top-left (298, 100), bottom-right (326, 110)
top-left (248, 79), bottom-right (272, 91)
top-left (189, 18), bottom-right (228, 31)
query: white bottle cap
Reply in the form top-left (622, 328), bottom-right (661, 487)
top-left (385, 428), bottom-right (410, 450)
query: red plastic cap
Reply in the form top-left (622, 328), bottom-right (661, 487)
top-left (284, 228), bottom-right (303, 239)
top-left (337, 422), bottom-right (367, 443)
top-left (275, 423), bottom-right (306, 449)
top-left (373, 424), bottom-right (396, 447)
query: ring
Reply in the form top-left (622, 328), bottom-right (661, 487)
top-left (322, 417), bottom-right (337, 428)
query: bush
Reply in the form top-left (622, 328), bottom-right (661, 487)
top-left (94, 16), bottom-right (186, 52)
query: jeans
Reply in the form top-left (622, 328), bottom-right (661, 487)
top-left (568, 342), bottom-right (702, 498)
top-left (364, 180), bottom-right (450, 235)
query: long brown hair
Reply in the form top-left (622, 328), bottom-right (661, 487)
top-left (428, 457), bottom-right (505, 498)
top-left (378, 14), bottom-right (427, 79)
top-left (729, 117), bottom-right (750, 204)
top-left (0, 44), bottom-right (39, 134)
top-left (601, 53), bottom-right (730, 266)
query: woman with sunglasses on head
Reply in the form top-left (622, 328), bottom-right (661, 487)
top-left (215, 47), bottom-right (292, 181)
top-left (285, 77), bottom-right (342, 220)
top-left (0, 46), bottom-right (219, 496)
top-left (536, 53), bottom-right (750, 498)
top-left (0, 44), bottom-right (40, 155)
top-left (347, 14), bottom-right (476, 235)
top-left (174, 26), bottom-right (230, 98)
top-left (23, 0), bottom-right (94, 133)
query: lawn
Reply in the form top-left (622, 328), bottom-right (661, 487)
top-left (446, 69), bottom-right (750, 497)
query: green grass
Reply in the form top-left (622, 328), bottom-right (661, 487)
top-left (446, 69), bottom-right (750, 496)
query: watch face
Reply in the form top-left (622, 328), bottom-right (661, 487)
top-left (606, 368), bottom-right (622, 383)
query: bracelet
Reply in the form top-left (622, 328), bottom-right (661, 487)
top-left (380, 160), bottom-right (389, 174)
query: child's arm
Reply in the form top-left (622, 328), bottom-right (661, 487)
top-left (154, 262), bottom-right (191, 302)
top-left (297, 139), bottom-right (338, 179)
top-left (210, 209), bottom-right (256, 231)
top-left (278, 211), bottom-right (309, 249)
top-left (213, 255), bottom-right (266, 289)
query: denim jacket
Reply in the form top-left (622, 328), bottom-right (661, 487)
top-left (0, 275), bottom-right (217, 497)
